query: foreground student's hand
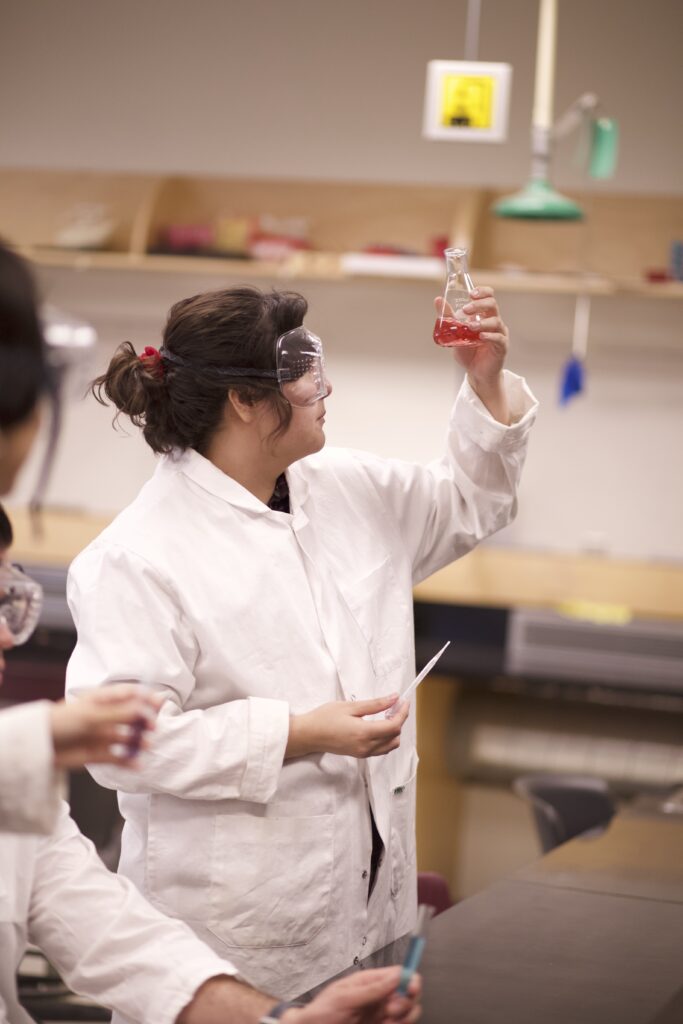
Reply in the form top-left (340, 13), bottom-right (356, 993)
top-left (285, 967), bottom-right (422, 1023)
top-left (50, 684), bottom-right (164, 770)
top-left (286, 697), bottom-right (410, 760)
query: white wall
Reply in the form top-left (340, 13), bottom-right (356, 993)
top-left (9, 265), bottom-right (683, 563)
top-left (0, 0), bottom-right (681, 193)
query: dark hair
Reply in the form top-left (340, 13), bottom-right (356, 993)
top-left (0, 241), bottom-right (50, 430)
top-left (0, 242), bottom-right (61, 519)
top-left (0, 503), bottom-right (13, 549)
top-left (91, 286), bottom-right (308, 454)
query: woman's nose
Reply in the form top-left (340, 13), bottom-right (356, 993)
top-left (324, 375), bottom-right (333, 397)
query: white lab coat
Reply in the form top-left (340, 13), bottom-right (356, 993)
top-left (0, 702), bottom-right (63, 835)
top-left (66, 371), bottom-right (538, 1002)
top-left (0, 804), bottom-right (238, 1024)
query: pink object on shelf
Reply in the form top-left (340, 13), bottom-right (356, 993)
top-left (162, 224), bottom-right (215, 252)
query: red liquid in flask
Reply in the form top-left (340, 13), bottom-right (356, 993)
top-left (433, 316), bottom-right (481, 347)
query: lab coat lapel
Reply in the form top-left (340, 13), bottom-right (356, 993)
top-left (289, 501), bottom-right (375, 703)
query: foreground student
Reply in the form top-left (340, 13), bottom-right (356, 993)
top-left (66, 283), bottom-right (537, 1003)
top-left (0, 241), bottom-right (165, 835)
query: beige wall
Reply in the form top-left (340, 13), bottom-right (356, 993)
top-left (3, 0), bottom-right (683, 562)
top-left (0, 0), bottom-right (681, 193)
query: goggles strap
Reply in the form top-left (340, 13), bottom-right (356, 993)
top-left (159, 348), bottom-right (278, 380)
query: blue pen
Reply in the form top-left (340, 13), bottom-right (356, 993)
top-left (397, 904), bottom-right (434, 996)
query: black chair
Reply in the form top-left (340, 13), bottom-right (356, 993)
top-left (513, 773), bottom-right (616, 853)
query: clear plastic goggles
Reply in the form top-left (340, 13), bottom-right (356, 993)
top-left (0, 564), bottom-right (44, 646)
top-left (275, 327), bottom-right (329, 407)
top-left (159, 325), bottom-right (330, 408)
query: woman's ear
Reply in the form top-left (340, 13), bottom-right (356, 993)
top-left (226, 389), bottom-right (258, 424)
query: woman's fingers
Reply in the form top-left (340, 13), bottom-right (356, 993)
top-left (368, 736), bottom-right (402, 757)
top-left (365, 706), bottom-right (408, 741)
top-left (434, 295), bottom-right (455, 317)
top-left (351, 694), bottom-right (400, 717)
top-left (472, 314), bottom-right (505, 333)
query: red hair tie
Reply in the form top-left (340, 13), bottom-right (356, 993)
top-left (139, 346), bottom-right (165, 378)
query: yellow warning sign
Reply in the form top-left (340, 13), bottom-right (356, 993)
top-left (423, 61), bottom-right (511, 142)
top-left (440, 73), bottom-right (496, 129)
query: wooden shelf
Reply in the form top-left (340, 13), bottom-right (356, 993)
top-left (21, 245), bottom-right (683, 299)
top-left (2, 169), bottom-right (682, 299)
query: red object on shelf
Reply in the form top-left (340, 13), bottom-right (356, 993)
top-left (162, 224), bottom-right (215, 253)
top-left (430, 235), bottom-right (450, 258)
top-left (433, 316), bottom-right (481, 347)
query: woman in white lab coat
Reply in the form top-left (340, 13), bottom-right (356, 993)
top-left (0, 503), bottom-right (422, 1024)
top-left (66, 285), bottom-right (538, 1003)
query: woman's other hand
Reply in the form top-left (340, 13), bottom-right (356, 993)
top-left (286, 695), bottom-right (410, 760)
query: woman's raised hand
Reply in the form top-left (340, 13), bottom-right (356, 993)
top-left (434, 286), bottom-right (511, 425)
top-left (286, 695), bottom-right (409, 760)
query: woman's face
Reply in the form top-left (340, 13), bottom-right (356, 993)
top-left (0, 406), bottom-right (41, 496)
top-left (261, 382), bottom-right (332, 465)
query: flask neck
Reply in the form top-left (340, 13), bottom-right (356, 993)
top-left (445, 248), bottom-right (474, 291)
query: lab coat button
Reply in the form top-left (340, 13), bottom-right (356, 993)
top-left (350, 693), bottom-right (357, 701)
top-left (361, 869), bottom-right (368, 880)
top-left (353, 956), bottom-right (361, 966)
top-left (362, 936), bottom-right (367, 945)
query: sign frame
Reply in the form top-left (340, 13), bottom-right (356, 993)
top-left (423, 60), bottom-right (512, 143)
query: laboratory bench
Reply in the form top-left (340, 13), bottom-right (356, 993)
top-left (305, 804), bottom-right (683, 1024)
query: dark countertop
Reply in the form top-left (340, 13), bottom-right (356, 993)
top-left (311, 809), bottom-right (683, 1024)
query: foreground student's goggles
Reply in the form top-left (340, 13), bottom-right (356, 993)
top-left (160, 326), bottom-right (330, 408)
top-left (0, 563), bottom-right (43, 646)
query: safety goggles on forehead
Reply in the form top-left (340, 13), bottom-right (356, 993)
top-left (0, 563), bottom-right (43, 646)
top-left (160, 325), bottom-right (330, 408)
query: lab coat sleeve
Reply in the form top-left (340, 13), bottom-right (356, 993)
top-left (29, 807), bottom-right (239, 1024)
top-left (0, 701), bottom-right (65, 835)
top-left (65, 545), bottom-right (290, 803)
top-left (357, 369), bottom-right (538, 585)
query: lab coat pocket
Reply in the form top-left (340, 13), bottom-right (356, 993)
top-left (209, 811), bottom-right (334, 949)
top-left (389, 748), bottom-right (419, 901)
top-left (146, 795), bottom-right (214, 922)
top-left (341, 559), bottom-right (406, 679)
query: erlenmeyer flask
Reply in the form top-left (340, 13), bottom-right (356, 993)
top-left (433, 247), bottom-right (481, 347)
